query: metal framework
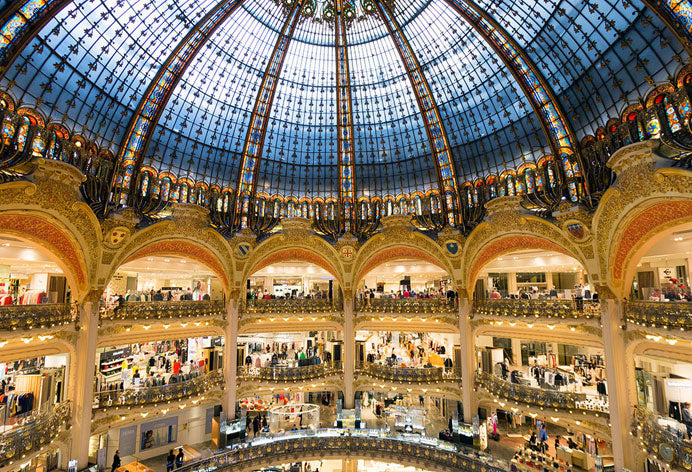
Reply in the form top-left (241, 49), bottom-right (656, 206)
top-left (0, 0), bottom-right (71, 74)
top-left (116, 0), bottom-right (246, 198)
top-left (642, 0), bottom-right (692, 56)
top-left (335, 3), bottom-right (356, 233)
top-left (233, 0), bottom-right (304, 221)
top-left (444, 0), bottom-right (576, 159)
top-left (375, 0), bottom-right (460, 222)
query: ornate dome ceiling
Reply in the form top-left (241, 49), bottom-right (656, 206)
top-left (0, 0), bottom-right (687, 200)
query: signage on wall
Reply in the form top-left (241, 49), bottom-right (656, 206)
top-left (67, 459), bottom-right (78, 472)
top-left (659, 267), bottom-right (675, 283)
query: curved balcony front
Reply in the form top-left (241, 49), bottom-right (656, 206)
top-left (357, 362), bottom-right (456, 384)
top-left (176, 429), bottom-right (508, 472)
top-left (99, 300), bottom-right (226, 324)
top-left (237, 362), bottom-right (343, 382)
top-left (242, 298), bottom-right (342, 314)
top-left (93, 370), bottom-right (224, 410)
top-left (355, 298), bottom-right (458, 332)
top-left (633, 406), bottom-right (692, 469)
top-left (0, 303), bottom-right (76, 332)
top-left (0, 402), bottom-right (71, 469)
top-left (624, 301), bottom-right (692, 338)
top-left (239, 299), bottom-right (343, 333)
top-left (475, 371), bottom-right (609, 417)
top-left (473, 299), bottom-right (600, 322)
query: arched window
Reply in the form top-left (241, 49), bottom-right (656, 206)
top-left (140, 173), bottom-right (150, 196)
top-left (562, 157), bottom-right (574, 178)
top-left (665, 96), bottom-right (682, 132)
top-left (386, 200), bottom-right (393, 216)
top-left (430, 195), bottom-right (440, 213)
top-left (15, 116), bottom-right (29, 152)
top-left (414, 195), bottom-right (422, 215)
top-left (524, 169), bottom-right (535, 194)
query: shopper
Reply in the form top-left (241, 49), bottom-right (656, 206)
top-left (166, 450), bottom-right (175, 472)
top-left (111, 449), bottom-right (121, 472)
top-left (682, 402), bottom-right (692, 439)
top-left (175, 448), bottom-right (184, 469)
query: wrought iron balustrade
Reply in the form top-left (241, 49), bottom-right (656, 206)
top-left (357, 362), bottom-right (456, 383)
top-left (99, 299), bottom-right (226, 322)
top-left (176, 428), bottom-right (508, 472)
top-left (93, 370), bottom-right (223, 410)
top-left (237, 361), bottom-right (342, 382)
top-left (633, 406), bottom-right (692, 469)
top-left (475, 371), bottom-right (609, 415)
top-left (242, 298), bottom-right (342, 315)
top-left (356, 297), bottom-right (457, 314)
top-left (473, 298), bottom-right (600, 320)
top-left (0, 303), bottom-right (76, 331)
top-left (624, 301), bottom-right (692, 332)
top-left (0, 402), bottom-right (71, 468)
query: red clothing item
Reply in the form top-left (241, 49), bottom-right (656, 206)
top-left (173, 361), bottom-right (181, 374)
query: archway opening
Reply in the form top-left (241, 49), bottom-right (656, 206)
top-left (247, 260), bottom-right (338, 300)
top-left (105, 255), bottom-right (224, 305)
top-left (473, 249), bottom-right (594, 302)
top-left (0, 235), bottom-right (72, 307)
top-left (627, 223), bottom-right (692, 301)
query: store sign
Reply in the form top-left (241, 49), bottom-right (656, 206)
top-left (67, 459), bottom-right (78, 472)
top-left (659, 267), bottom-right (675, 282)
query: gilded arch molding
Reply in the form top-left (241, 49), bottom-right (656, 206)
top-left (592, 141), bottom-right (692, 297)
top-left (462, 199), bottom-right (593, 293)
top-left (109, 237), bottom-right (232, 293)
top-left (106, 216), bottom-right (234, 293)
top-left (241, 234), bottom-right (345, 287)
top-left (0, 211), bottom-right (89, 298)
top-left (353, 242), bottom-right (455, 289)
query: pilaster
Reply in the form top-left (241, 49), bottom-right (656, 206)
top-left (601, 298), bottom-right (635, 471)
top-left (343, 295), bottom-right (355, 409)
top-left (70, 293), bottom-right (101, 468)
top-left (225, 298), bottom-right (239, 417)
top-left (458, 296), bottom-right (475, 422)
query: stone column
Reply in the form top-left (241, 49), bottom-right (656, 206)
top-left (511, 338), bottom-right (522, 367)
top-left (508, 272), bottom-right (517, 295)
top-left (70, 293), bottom-right (101, 468)
top-left (601, 298), bottom-right (635, 471)
top-left (224, 298), bottom-right (239, 418)
top-left (458, 295), bottom-right (476, 422)
top-left (343, 295), bottom-right (355, 409)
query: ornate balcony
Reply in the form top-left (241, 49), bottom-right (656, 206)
top-left (475, 371), bottom-right (609, 416)
top-left (624, 301), bottom-right (692, 333)
top-left (237, 361), bottom-right (342, 382)
top-left (176, 429), bottom-right (508, 472)
top-left (633, 407), bottom-right (692, 469)
top-left (357, 362), bottom-right (458, 383)
top-left (93, 370), bottom-right (223, 410)
top-left (356, 298), bottom-right (457, 315)
top-left (241, 298), bottom-right (342, 315)
top-left (0, 303), bottom-right (76, 331)
top-left (0, 402), bottom-right (71, 468)
top-left (99, 300), bottom-right (226, 323)
top-left (473, 299), bottom-right (600, 321)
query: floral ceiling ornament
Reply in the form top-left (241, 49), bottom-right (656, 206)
top-left (280, 0), bottom-right (380, 23)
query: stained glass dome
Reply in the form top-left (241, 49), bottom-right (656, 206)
top-left (0, 0), bottom-right (686, 201)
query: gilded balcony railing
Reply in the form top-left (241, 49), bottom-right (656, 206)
top-left (475, 371), bottom-right (609, 415)
top-left (99, 299), bottom-right (226, 322)
top-left (241, 298), bottom-right (342, 315)
top-left (356, 298), bottom-right (457, 314)
top-left (176, 428), bottom-right (508, 472)
top-left (93, 370), bottom-right (223, 410)
top-left (0, 401), bottom-right (71, 468)
top-left (473, 298), bottom-right (600, 320)
top-left (633, 407), bottom-right (692, 469)
top-left (237, 361), bottom-right (342, 382)
top-left (0, 303), bottom-right (76, 331)
top-left (358, 362), bottom-right (457, 383)
top-left (624, 301), bottom-right (692, 332)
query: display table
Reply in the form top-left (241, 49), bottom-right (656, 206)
top-left (116, 462), bottom-right (155, 472)
top-left (182, 445), bottom-right (201, 461)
